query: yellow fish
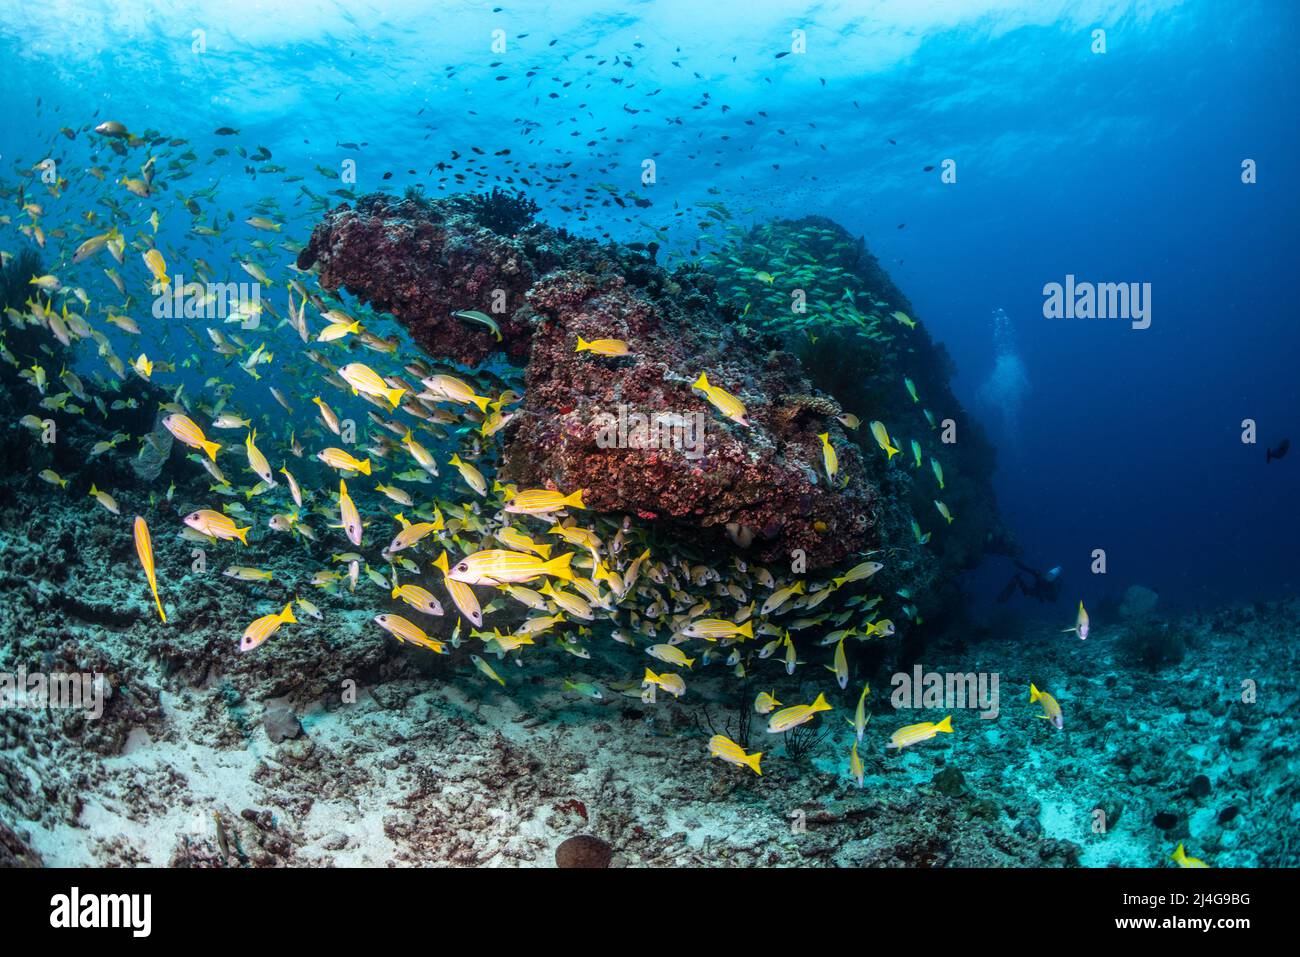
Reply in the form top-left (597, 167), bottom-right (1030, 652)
top-left (317, 447), bottom-right (371, 475)
top-left (1171, 843), bottom-right (1208, 868)
top-left (1063, 600), bottom-right (1090, 640)
top-left (419, 374), bottom-right (491, 412)
top-left (680, 618), bottom-right (753, 641)
top-left (643, 667), bottom-right (685, 697)
top-left (472, 654), bottom-right (506, 684)
top-left (133, 516), bottom-right (166, 622)
top-left (934, 500), bottom-right (954, 524)
top-left (869, 420), bottom-right (899, 459)
top-left (142, 248), bottom-right (168, 287)
top-left (692, 372), bottom-right (750, 427)
top-left (162, 413), bottom-right (221, 462)
top-left (1030, 683), bottom-right (1063, 729)
top-left (339, 362), bottom-right (406, 408)
top-left (708, 734), bottom-right (762, 775)
top-left (244, 429), bottom-right (275, 486)
top-left (312, 396), bottom-right (341, 434)
top-left (449, 454), bottom-right (487, 496)
top-left (338, 479), bottom-right (363, 547)
top-left (433, 550), bottom-right (484, 627)
top-left (505, 488), bottom-right (586, 515)
top-left (391, 583), bottom-right (444, 616)
top-left (818, 432), bottom-right (838, 483)
top-left (575, 336), bottom-right (630, 356)
top-left (183, 508), bottom-right (250, 544)
top-left (886, 715), bottom-right (953, 749)
top-left (767, 692), bottom-right (831, 733)
top-left (374, 613), bottom-right (446, 653)
top-left (850, 740), bottom-right (865, 787)
top-left (224, 566), bottom-right (273, 582)
top-left (88, 483), bottom-right (119, 515)
top-left (447, 549), bottom-right (575, 586)
top-left (240, 602), bottom-right (296, 652)
top-left (754, 691), bottom-right (782, 715)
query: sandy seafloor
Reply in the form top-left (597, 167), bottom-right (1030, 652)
top-left (1, 494), bottom-right (1297, 868)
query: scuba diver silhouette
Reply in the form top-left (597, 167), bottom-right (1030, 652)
top-left (997, 560), bottom-right (1062, 603)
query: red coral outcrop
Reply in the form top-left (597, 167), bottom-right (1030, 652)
top-left (298, 192), bottom-right (877, 569)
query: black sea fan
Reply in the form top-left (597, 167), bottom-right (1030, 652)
top-left (471, 187), bottom-right (539, 236)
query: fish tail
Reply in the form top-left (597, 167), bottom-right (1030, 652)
top-left (811, 691), bottom-right (830, 711)
top-left (745, 751), bottom-right (763, 776)
top-left (532, 542), bottom-right (552, 559)
top-left (738, 620), bottom-right (754, 639)
top-left (683, 656), bottom-right (696, 669)
top-left (202, 439), bottom-right (221, 461)
top-left (692, 372), bottom-right (710, 391)
top-left (1030, 683), bottom-right (1041, 702)
top-left (935, 714), bottom-right (954, 733)
top-left (358, 458), bottom-right (372, 476)
top-left (885, 442), bottom-right (900, 459)
top-left (564, 489), bottom-right (586, 509)
top-left (383, 386), bottom-right (405, 408)
top-left (471, 393), bottom-right (491, 414)
top-left (235, 525), bottom-right (251, 545)
top-left (576, 336), bottom-right (590, 352)
top-left (151, 586), bottom-right (167, 623)
top-left (543, 551), bottom-right (575, 581)
top-left (280, 602), bottom-right (297, 624)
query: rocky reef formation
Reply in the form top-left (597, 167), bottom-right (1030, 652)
top-left (299, 192), bottom-right (877, 568)
top-left (703, 216), bottom-right (1015, 621)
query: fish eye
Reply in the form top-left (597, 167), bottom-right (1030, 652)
top-left (456, 563), bottom-right (468, 572)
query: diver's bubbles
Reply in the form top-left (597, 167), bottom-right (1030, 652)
top-left (975, 307), bottom-right (1029, 447)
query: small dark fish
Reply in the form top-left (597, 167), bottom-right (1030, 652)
top-left (214, 126), bottom-right (239, 135)
top-left (923, 165), bottom-right (935, 172)
top-left (1266, 437), bottom-right (1289, 463)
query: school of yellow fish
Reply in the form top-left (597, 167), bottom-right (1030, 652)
top-left (4, 116), bottom-right (1096, 795)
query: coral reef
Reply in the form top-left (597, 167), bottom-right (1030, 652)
top-left (703, 216), bottom-right (1015, 618)
top-left (299, 193), bottom-right (882, 569)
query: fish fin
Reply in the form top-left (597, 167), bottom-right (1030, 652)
top-left (1029, 683), bottom-right (1041, 702)
top-left (359, 458), bottom-right (372, 476)
top-left (543, 551), bottom-right (575, 582)
top-left (746, 751), bottom-right (763, 776)
top-left (235, 525), bottom-right (251, 545)
top-left (935, 714), bottom-right (954, 733)
top-left (564, 489), bottom-right (586, 509)
top-left (202, 440), bottom-right (221, 461)
top-left (280, 602), bottom-right (297, 623)
top-left (576, 337), bottom-right (589, 352)
top-left (472, 394), bottom-right (491, 414)
top-left (692, 372), bottom-right (709, 391)
top-left (383, 386), bottom-right (405, 408)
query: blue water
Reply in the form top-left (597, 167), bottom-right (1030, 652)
top-left (2, 0), bottom-right (1295, 608)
